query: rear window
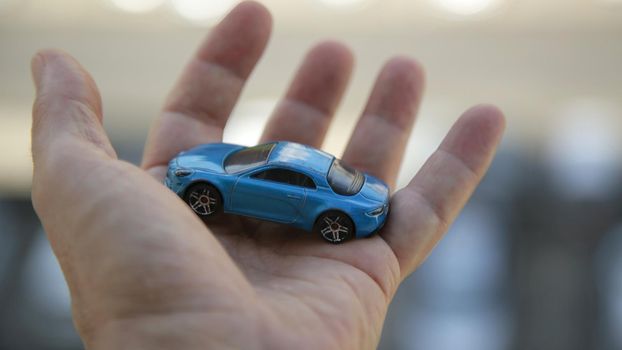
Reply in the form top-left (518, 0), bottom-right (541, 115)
top-left (224, 143), bottom-right (276, 173)
top-left (327, 159), bottom-right (364, 196)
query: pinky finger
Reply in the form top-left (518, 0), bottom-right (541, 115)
top-left (381, 104), bottom-right (506, 279)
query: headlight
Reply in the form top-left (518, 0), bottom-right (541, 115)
top-left (366, 205), bottom-right (385, 217)
top-left (174, 168), bottom-right (193, 177)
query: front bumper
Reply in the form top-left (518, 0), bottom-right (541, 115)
top-left (164, 165), bottom-right (187, 196)
top-left (355, 204), bottom-right (389, 238)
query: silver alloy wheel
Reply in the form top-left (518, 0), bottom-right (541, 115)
top-left (186, 184), bottom-right (219, 216)
top-left (319, 213), bottom-right (352, 243)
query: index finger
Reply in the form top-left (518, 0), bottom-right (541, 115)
top-left (142, 1), bottom-right (272, 178)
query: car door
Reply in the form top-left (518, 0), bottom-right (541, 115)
top-left (230, 167), bottom-right (312, 224)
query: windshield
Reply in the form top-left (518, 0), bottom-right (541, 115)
top-left (224, 143), bottom-right (276, 173)
top-left (327, 159), bottom-right (364, 196)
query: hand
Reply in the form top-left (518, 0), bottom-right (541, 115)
top-left (30, 1), bottom-right (505, 349)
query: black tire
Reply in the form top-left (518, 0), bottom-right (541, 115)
top-left (183, 182), bottom-right (222, 218)
top-left (314, 210), bottom-right (355, 244)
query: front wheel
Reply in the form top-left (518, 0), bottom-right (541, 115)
top-left (315, 211), bottom-right (354, 244)
top-left (184, 182), bottom-right (222, 217)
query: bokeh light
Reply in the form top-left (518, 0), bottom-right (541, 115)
top-left (108, 0), bottom-right (166, 13)
top-left (318, 0), bottom-right (369, 7)
top-left (435, 0), bottom-right (500, 15)
top-left (170, 0), bottom-right (235, 23)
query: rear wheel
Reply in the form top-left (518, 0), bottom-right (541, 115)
top-left (184, 182), bottom-right (222, 217)
top-left (315, 211), bottom-right (354, 244)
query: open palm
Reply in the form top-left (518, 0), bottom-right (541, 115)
top-left (30, 2), bottom-right (504, 349)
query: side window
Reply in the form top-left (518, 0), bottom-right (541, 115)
top-left (290, 171), bottom-right (316, 189)
top-left (252, 168), bottom-right (316, 189)
top-left (252, 168), bottom-right (289, 184)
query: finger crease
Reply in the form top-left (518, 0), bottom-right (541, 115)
top-left (281, 98), bottom-right (333, 120)
top-left (164, 60), bottom-right (245, 127)
top-left (437, 148), bottom-right (479, 179)
top-left (404, 186), bottom-right (450, 237)
top-left (163, 110), bottom-right (226, 132)
top-left (194, 56), bottom-right (247, 83)
top-left (363, 112), bottom-right (411, 134)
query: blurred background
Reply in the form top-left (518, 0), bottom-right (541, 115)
top-left (1, 0), bottom-right (622, 349)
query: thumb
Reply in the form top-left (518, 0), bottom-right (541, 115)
top-left (31, 49), bottom-right (116, 164)
top-left (30, 49), bottom-right (117, 220)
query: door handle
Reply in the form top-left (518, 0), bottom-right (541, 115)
top-left (287, 194), bottom-right (302, 199)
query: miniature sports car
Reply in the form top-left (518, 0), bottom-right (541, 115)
top-left (165, 142), bottom-right (389, 243)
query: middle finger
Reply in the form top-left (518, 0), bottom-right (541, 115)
top-left (341, 57), bottom-right (425, 190)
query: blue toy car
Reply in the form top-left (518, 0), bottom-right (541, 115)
top-left (165, 142), bottom-right (389, 243)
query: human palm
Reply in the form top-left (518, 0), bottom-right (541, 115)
top-left (30, 2), bottom-right (504, 349)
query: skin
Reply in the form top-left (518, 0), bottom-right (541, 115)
top-left (30, 2), bottom-right (505, 349)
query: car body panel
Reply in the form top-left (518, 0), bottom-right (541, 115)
top-left (165, 142), bottom-right (390, 239)
top-left (231, 170), bottom-right (307, 224)
top-left (360, 174), bottom-right (390, 203)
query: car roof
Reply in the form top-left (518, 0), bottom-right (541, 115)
top-left (267, 142), bottom-right (334, 175)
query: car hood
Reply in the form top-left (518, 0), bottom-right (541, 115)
top-left (176, 143), bottom-right (244, 173)
top-left (360, 175), bottom-right (389, 204)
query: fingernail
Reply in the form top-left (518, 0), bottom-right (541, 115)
top-left (31, 52), bottom-right (46, 91)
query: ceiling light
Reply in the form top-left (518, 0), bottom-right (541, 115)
top-left (171, 0), bottom-right (235, 23)
top-left (435, 0), bottom-right (500, 16)
top-left (318, 0), bottom-right (369, 7)
top-left (109, 0), bottom-right (166, 13)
